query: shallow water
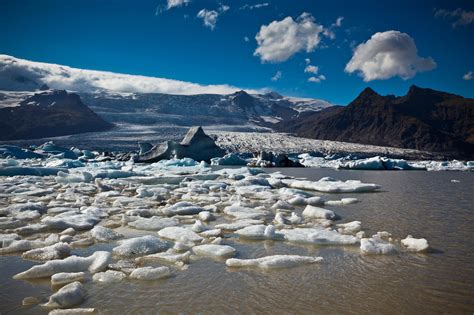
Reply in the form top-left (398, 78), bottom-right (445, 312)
top-left (1, 169), bottom-right (473, 314)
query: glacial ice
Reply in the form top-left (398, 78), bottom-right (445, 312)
top-left (401, 235), bottom-right (430, 252)
top-left (14, 251), bottom-right (111, 279)
top-left (112, 236), bottom-right (168, 257)
top-left (226, 255), bottom-right (323, 269)
top-left (43, 281), bottom-right (86, 309)
top-left (129, 266), bottom-right (171, 280)
top-left (192, 244), bottom-right (237, 258)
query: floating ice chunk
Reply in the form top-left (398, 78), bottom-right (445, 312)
top-left (302, 205), bottom-right (336, 220)
top-left (42, 212), bottom-right (100, 231)
top-left (0, 166), bottom-right (66, 177)
top-left (161, 201), bottom-right (205, 216)
top-left (274, 212), bottom-right (288, 225)
top-left (43, 281), bottom-right (85, 309)
top-left (271, 200), bottom-right (293, 210)
top-left (360, 236), bottom-right (397, 255)
top-left (55, 171), bottom-right (93, 184)
top-left (46, 159), bottom-right (85, 169)
top-left (200, 228), bottom-right (222, 238)
top-left (226, 255), bottom-right (323, 269)
top-left (210, 153), bottom-right (248, 166)
top-left (22, 243), bottom-right (70, 261)
top-left (90, 226), bottom-right (123, 242)
top-left (92, 270), bottom-right (127, 283)
top-left (4, 202), bottom-right (46, 215)
top-left (283, 177), bottom-right (381, 193)
top-left (137, 250), bottom-right (191, 264)
top-left (0, 145), bottom-right (44, 159)
top-left (0, 233), bottom-right (20, 246)
top-left (281, 228), bottom-right (358, 245)
top-left (48, 308), bottom-right (98, 314)
top-left (14, 251), bottom-right (111, 279)
top-left (287, 196), bottom-right (306, 206)
top-left (127, 217), bottom-right (179, 231)
top-left (198, 211), bottom-right (214, 222)
top-left (51, 272), bottom-right (86, 286)
top-left (235, 225), bottom-right (280, 240)
top-left (158, 227), bottom-right (203, 243)
top-left (113, 235), bottom-right (168, 257)
top-left (191, 220), bottom-right (206, 233)
top-left (401, 235), bottom-right (430, 252)
top-left (336, 221), bottom-right (362, 235)
top-left (289, 212), bottom-right (303, 224)
top-left (215, 219), bottom-right (264, 231)
top-left (325, 198), bottom-right (358, 206)
top-left (340, 156), bottom-right (425, 170)
top-left (223, 203), bottom-right (267, 220)
top-left (192, 244), bottom-right (236, 258)
top-left (0, 234), bottom-right (59, 254)
top-left (129, 266), bottom-right (171, 281)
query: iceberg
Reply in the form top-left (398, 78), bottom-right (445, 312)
top-left (226, 255), bottom-right (323, 269)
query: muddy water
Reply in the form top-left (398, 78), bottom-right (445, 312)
top-left (1, 169), bottom-right (473, 314)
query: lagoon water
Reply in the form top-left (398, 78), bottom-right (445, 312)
top-left (1, 168), bottom-right (473, 314)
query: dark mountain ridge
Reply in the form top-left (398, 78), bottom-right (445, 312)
top-left (0, 90), bottom-right (113, 140)
top-left (278, 85), bottom-right (474, 158)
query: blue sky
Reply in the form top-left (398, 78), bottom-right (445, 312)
top-left (0, 0), bottom-right (473, 104)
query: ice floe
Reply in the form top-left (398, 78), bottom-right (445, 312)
top-left (92, 270), bottom-right (127, 283)
top-left (401, 235), bottom-right (430, 252)
top-left (112, 236), bottom-right (168, 257)
top-left (360, 234), bottom-right (397, 255)
top-left (302, 205), bottom-right (337, 220)
top-left (192, 244), bottom-right (236, 258)
top-left (90, 226), bottom-right (123, 242)
top-left (51, 272), bottom-right (87, 286)
top-left (158, 227), bottom-right (203, 243)
top-left (43, 281), bottom-right (86, 309)
top-left (226, 255), bottom-right (323, 269)
top-left (129, 266), bottom-right (171, 280)
top-left (22, 242), bottom-right (70, 261)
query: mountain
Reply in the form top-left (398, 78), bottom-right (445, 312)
top-left (0, 55), bottom-right (332, 132)
top-left (0, 90), bottom-right (113, 140)
top-left (278, 86), bottom-right (474, 158)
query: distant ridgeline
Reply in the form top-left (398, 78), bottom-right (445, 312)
top-left (278, 86), bottom-right (474, 159)
top-left (0, 90), bottom-right (113, 140)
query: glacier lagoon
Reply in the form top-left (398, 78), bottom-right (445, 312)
top-left (0, 159), bottom-right (473, 314)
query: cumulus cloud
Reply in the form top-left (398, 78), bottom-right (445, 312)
top-left (434, 8), bottom-right (474, 27)
top-left (345, 30), bottom-right (436, 81)
top-left (304, 65), bottom-right (319, 74)
top-left (463, 71), bottom-right (473, 81)
top-left (271, 70), bottom-right (282, 81)
top-left (197, 4), bottom-right (229, 30)
top-left (308, 75), bottom-right (326, 83)
top-left (240, 3), bottom-right (269, 10)
top-left (0, 55), bottom-right (262, 95)
top-left (254, 13), bottom-right (330, 63)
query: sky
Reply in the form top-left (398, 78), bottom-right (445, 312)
top-left (0, 0), bottom-right (473, 104)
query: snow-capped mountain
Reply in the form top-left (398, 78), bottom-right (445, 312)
top-left (0, 55), bottom-right (333, 131)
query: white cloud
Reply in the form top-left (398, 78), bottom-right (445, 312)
top-left (254, 13), bottom-right (330, 63)
top-left (0, 55), bottom-right (263, 95)
top-left (308, 75), bottom-right (326, 83)
top-left (463, 71), bottom-right (473, 80)
top-left (197, 4), bottom-right (229, 30)
top-left (345, 30), bottom-right (436, 81)
top-left (271, 70), bottom-right (282, 81)
top-left (244, 36), bottom-right (249, 42)
top-left (156, 0), bottom-right (190, 14)
top-left (334, 16), bottom-right (344, 27)
top-left (240, 3), bottom-right (269, 10)
top-left (305, 58), bottom-right (311, 65)
top-left (304, 65), bottom-right (319, 74)
top-left (434, 8), bottom-right (474, 27)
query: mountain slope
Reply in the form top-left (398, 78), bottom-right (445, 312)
top-left (278, 86), bottom-right (474, 158)
top-left (0, 90), bottom-right (113, 140)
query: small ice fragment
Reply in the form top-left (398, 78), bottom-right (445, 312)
top-left (198, 211), bottom-right (214, 222)
top-left (158, 227), bottom-right (203, 243)
top-left (48, 308), bottom-right (98, 314)
top-left (302, 205), bottom-right (336, 220)
top-left (360, 236), bottom-right (397, 255)
top-left (129, 266), bottom-right (171, 281)
top-left (127, 217), bottom-right (179, 231)
top-left (112, 236), bottom-right (168, 257)
top-left (336, 221), bottom-right (362, 235)
top-left (235, 225), bottom-right (279, 240)
top-left (191, 220), bottom-right (206, 233)
top-left (401, 235), bottom-right (430, 252)
top-left (90, 226), bottom-right (123, 242)
top-left (51, 272), bottom-right (86, 286)
top-left (226, 255), bottom-right (323, 269)
top-left (22, 243), bottom-right (71, 261)
top-left (92, 270), bottom-right (126, 283)
top-left (42, 281), bottom-right (85, 309)
top-left (192, 244), bottom-right (236, 258)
